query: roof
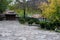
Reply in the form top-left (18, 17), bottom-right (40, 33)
top-left (5, 10), bottom-right (16, 14)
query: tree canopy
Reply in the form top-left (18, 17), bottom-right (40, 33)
top-left (0, 0), bottom-right (12, 13)
top-left (40, 0), bottom-right (60, 22)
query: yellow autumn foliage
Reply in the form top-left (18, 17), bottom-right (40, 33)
top-left (40, 0), bottom-right (60, 21)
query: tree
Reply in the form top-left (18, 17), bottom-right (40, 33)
top-left (40, 0), bottom-right (60, 22)
top-left (0, 0), bottom-right (12, 13)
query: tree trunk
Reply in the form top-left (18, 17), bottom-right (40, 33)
top-left (24, 8), bottom-right (25, 18)
top-left (23, 0), bottom-right (26, 18)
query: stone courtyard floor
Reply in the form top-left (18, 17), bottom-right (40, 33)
top-left (0, 20), bottom-right (60, 40)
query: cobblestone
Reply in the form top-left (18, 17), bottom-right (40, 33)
top-left (0, 20), bottom-right (60, 40)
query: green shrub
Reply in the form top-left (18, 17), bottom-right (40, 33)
top-left (45, 22), bottom-right (56, 30)
top-left (40, 21), bottom-right (56, 30)
top-left (40, 21), bottom-right (47, 29)
top-left (19, 17), bottom-right (25, 24)
top-left (27, 18), bottom-right (40, 25)
top-left (25, 17), bottom-right (31, 22)
top-left (53, 20), bottom-right (60, 28)
top-left (33, 18), bottom-right (40, 24)
top-left (55, 29), bottom-right (60, 33)
top-left (28, 19), bottom-right (34, 25)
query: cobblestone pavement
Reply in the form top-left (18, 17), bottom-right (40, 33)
top-left (0, 20), bottom-right (60, 40)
